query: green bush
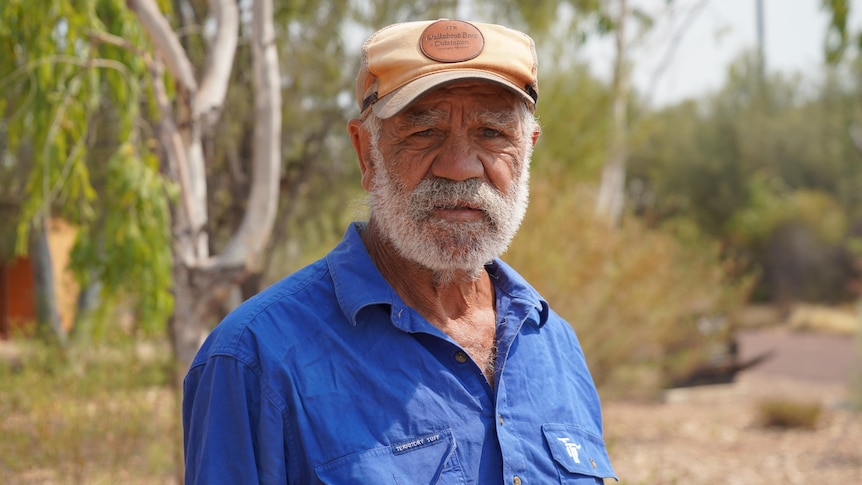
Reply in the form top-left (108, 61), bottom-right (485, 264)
top-left (757, 399), bottom-right (822, 430)
top-left (507, 177), bottom-right (752, 399)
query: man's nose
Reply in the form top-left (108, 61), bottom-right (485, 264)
top-left (430, 132), bottom-right (485, 182)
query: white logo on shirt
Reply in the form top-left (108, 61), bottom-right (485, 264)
top-left (557, 438), bottom-right (582, 464)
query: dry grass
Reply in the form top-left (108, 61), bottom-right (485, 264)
top-left (0, 337), bottom-right (181, 485)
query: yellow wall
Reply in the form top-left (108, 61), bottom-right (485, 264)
top-left (47, 218), bottom-right (79, 332)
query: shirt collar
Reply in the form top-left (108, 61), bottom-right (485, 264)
top-left (485, 259), bottom-right (549, 327)
top-left (327, 222), bottom-right (549, 328)
top-left (327, 223), bottom-right (397, 326)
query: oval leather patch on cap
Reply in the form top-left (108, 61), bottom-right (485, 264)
top-left (420, 20), bottom-right (484, 63)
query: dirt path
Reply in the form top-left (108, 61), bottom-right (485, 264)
top-left (602, 329), bottom-right (861, 484)
top-left (737, 328), bottom-right (858, 383)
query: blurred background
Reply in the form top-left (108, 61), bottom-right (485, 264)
top-left (1, 0), bottom-right (861, 483)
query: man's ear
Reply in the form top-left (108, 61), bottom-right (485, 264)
top-left (530, 125), bottom-right (541, 147)
top-left (348, 118), bottom-right (375, 191)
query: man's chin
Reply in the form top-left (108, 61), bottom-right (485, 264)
top-left (410, 241), bottom-right (499, 276)
top-left (380, 220), bottom-right (506, 276)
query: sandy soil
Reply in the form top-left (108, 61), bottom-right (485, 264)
top-left (602, 329), bottom-right (861, 484)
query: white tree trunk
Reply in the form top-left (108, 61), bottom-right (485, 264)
top-left (595, 0), bottom-right (631, 228)
top-left (216, 0), bottom-right (281, 270)
top-left (128, 0), bottom-right (281, 371)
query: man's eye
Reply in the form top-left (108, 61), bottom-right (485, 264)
top-left (412, 129), bottom-right (433, 137)
top-left (482, 128), bottom-right (503, 138)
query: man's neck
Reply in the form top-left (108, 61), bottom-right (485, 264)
top-left (360, 219), bottom-right (499, 383)
top-left (360, 220), bottom-right (495, 319)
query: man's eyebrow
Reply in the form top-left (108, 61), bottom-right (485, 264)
top-left (400, 109), bottom-right (448, 129)
top-left (397, 107), bottom-right (517, 130)
top-left (472, 109), bottom-right (517, 129)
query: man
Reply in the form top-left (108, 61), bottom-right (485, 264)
top-left (183, 19), bottom-right (616, 484)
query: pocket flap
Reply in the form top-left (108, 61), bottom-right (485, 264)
top-left (542, 423), bottom-right (617, 480)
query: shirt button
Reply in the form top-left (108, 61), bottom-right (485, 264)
top-left (513, 476), bottom-right (522, 485)
top-left (454, 350), bottom-right (468, 363)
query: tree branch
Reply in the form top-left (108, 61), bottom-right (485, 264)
top-left (644, 0), bottom-right (710, 106)
top-left (126, 0), bottom-right (198, 93)
top-left (207, 0), bottom-right (280, 270)
top-left (193, 0), bottom-right (239, 128)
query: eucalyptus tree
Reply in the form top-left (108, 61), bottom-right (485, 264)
top-left (1, 0), bottom-right (281, 372)
top-left (130, 0), bottom-right (282, 369)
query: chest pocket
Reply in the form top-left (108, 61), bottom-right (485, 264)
top-left (314, 429), bottom-right (466, 484)
top-left (543, 424), bottom-right (618, 482)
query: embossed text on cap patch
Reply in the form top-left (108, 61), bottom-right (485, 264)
top-left (420, 20), bottom-right (484, 63)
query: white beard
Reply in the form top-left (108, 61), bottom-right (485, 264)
top-left (368, 143), bottom-right (532, 280)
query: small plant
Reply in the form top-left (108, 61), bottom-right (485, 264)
top-left (757, 399), bottom-right (822, 430)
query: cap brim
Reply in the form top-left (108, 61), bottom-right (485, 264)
top-left (371, 70), bottom-right (535, 119)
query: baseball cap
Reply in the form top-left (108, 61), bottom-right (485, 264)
top-left (356, 19), bottom-right (539, 119)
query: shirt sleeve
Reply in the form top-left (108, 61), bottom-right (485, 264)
top-left (183, 354), bottom-right (288, 484)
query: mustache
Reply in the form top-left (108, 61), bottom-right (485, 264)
top-left (408, 178), bottom-right (504, 216)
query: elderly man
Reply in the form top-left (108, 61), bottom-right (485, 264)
top-left (183, 19), bottom-right (616, 484)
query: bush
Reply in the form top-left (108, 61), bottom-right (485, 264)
top-left (757, 399), bottom-right (822, 430)
top-left (507, 178), bottom-right (752, 399)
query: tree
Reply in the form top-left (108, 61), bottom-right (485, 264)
top-left (99, 0), bottom-right (282, 371)
top-left (594, 0), bottom-right (632, 227)
top-left (1, 0), bottom-right (281, 374)
top-left (1, 0), bottom-right (170, 342)
top-left (592, 0), bottom-right (712, 227)
top-left (481, 0), bottom-right (705, 227)
top-left (628, 49), bottom-right (862, 304)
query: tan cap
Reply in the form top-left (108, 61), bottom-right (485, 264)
top-left (356, 19), bottom-right (539, 119)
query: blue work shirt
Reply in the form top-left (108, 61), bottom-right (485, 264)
top-left (183, 223), bottom-right (616, 484)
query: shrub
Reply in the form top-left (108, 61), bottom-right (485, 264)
top-left (507, 178), bottom-right (752, 399)
top-left (757, 399), bottom-right (822, 430)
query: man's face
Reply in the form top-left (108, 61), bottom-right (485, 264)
top-left (365, 81), bottom-right (536, 277)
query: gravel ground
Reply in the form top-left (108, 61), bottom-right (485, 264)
top-left (602, 329), bottom-right (861, 484)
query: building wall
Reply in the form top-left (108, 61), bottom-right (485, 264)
top-left (0, 218), bottom-right (79, 336)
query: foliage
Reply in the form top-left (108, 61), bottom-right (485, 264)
top-left (531, 66), bottom-right (613, 181)
top-left (0, 333), bottom-right (178, 482)
top-left (756, 398), bottom-right (823, 430)
top-left (71, 146), bottom-right (175, 333)
top-left (726, 175), bottom-right (848, 249)
top-left (822, 0), bottom-right (861, 63)
top-left (629, 51), bottom-right (862, 304)
top-left (0, 0), bottom-right (175, 335)
top-left (507, 177), bottom-right (751, 399)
